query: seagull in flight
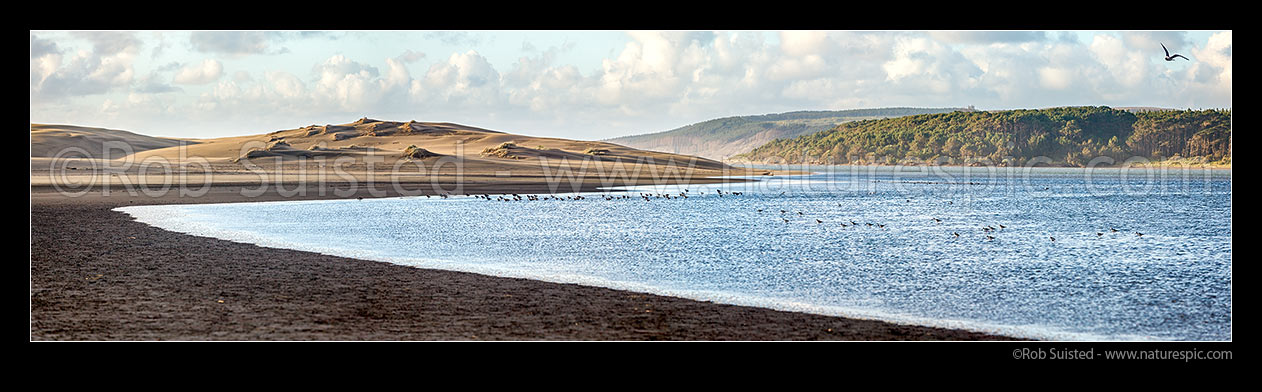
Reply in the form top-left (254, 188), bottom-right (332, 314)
top-left (1162, 43), bottom-right (1189, 61)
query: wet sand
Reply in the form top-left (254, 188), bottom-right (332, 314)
top-left (30, 182), bottom-right (1023, 341)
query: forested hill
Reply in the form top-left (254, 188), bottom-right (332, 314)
top-left (604, 107), bottom-right (969, 160)
top-left (731, 106), bottom-right (1231, 167)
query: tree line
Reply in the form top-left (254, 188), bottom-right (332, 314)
top-left (732, 106), bottom-right (1231, 166)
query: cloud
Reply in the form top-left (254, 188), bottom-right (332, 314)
top-left (173, 59), bottom-right (224, 84)
top-left (881, 35), bottom-right (982, 95)
top-left (266, 71), bottom-right (307, 99)
top-left (31, 32), bottom-right (139, 100)
top-left (1037, 66), bottom-right (1075, 90)
top-left (30, 34), bottom-right (60, 58)
top-left (133, 72), bottom-right (183, 94)
top-left (1121, 31), bottom-right (1190, 55)
top-left (1183, 31), bottom-right (1231, 105)
top-left (396, 49), bottom-right (426, 64)
top-left (31, 34), bottom-right (63, 88)
top-left (190, 31), bottom-right (275, 56)
top-left (928, 31), bottom-right (1048, 44)
top-left (1087, 34), bottom-right (1150, 88)
top-left (423, 31), bottom-right (485, 47)
top-left (503, 48), bottom-right (589, 113)
top-left (779, 31), bottom-right (830, 57)
top-left (31, 30), bottom-right (1232, 140)
top-left (1191, 31), bottom-right (1231, 84)
top-left (310, 55), bottom-right (386, 111)
top-left (421, 50), bottom-right (503, 106)
top-left (70, 31), bottom-right (142, 56)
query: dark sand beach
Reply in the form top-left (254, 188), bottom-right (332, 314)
top-left (30, 182), bottom-right (1023, 341)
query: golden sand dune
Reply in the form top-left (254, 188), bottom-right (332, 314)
top-left (109, 117), bottom-right (732, 170)
top-left (31, 119), bottom-right (768, 189)
top-left (31, 124), bottom-right (191, 158)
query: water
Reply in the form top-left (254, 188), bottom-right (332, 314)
top-left (117, 166), bottom-right (1232, 340)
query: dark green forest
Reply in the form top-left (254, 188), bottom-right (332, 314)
top-left (733, 106), bottom-right (1231, 166)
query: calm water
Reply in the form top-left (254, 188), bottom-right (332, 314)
top-left (118, 166), bottom-right (1232, 340)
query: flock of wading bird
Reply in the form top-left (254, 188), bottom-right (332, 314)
top-left (399, 188), bottom-right (1146, 242)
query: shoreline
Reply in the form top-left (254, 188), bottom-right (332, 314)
top-left (31, 180), bottom-right (1026, 341)
top-left (729, 162), bottom-right (1232, 170)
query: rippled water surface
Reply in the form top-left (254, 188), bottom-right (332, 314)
top-left (119, 166), bottom-right (1232, 340)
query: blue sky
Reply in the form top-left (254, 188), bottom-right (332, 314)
top-left (30, 30), bottom-right (1231, 139)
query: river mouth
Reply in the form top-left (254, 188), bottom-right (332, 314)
top-left (116, 169), bottom-right (1232, 341)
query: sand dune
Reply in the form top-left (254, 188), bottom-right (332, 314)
top-left (30, 124), bottom-right (191, 158)
top-left (96, 118), bottom-right (722, 168)
top-left (33, 118), bottom-right (730, 169)
top-left (32, 118), bottom-right (773, 190)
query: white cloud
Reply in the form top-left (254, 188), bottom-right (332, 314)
top-left (173, 59), bottom-right (223, 84)
top-left (779, 31), bottom-right (829, 57)
top-left (311, 54), bottom-right (385, 111)
top-left (31, 30), bottom-right (1233, 139)
top-left (883, 55), bottom-right (924, 82)
top-left (928, 31), bottom-right (1048, 44)
top-left (30, 32), bottom-right (139, 100)
top-left (1121, 31), bottom-right (1190, 56)
top-left (1191, 31), bottom-right (1231, 88)
top-left (421, 50), bottom-right (503, 107)
top-left (1087, 34), bottom-right (1149, 88)
top-left (190, 31), bottom-right (273, 56)
top-left (396, 49), bottom-right (426, 64)
top-left (266, 71), bottom-right (306, 99)
top-left (1037, 66), bottom-right (1075, 90)
top-left (767, 54), bottom-right (828, 81)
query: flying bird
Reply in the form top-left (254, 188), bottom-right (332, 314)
top-left (1162, 43), bottom-right (1189, 61)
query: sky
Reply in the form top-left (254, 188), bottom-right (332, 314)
top-left (30, 30), bottom-right (1231, 140)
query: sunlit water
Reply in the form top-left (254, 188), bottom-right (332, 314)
top-left (117, 166), bottom-right (1231, 340)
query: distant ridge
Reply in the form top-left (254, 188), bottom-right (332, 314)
top-left (604, 107), bottom-right (971, 160)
